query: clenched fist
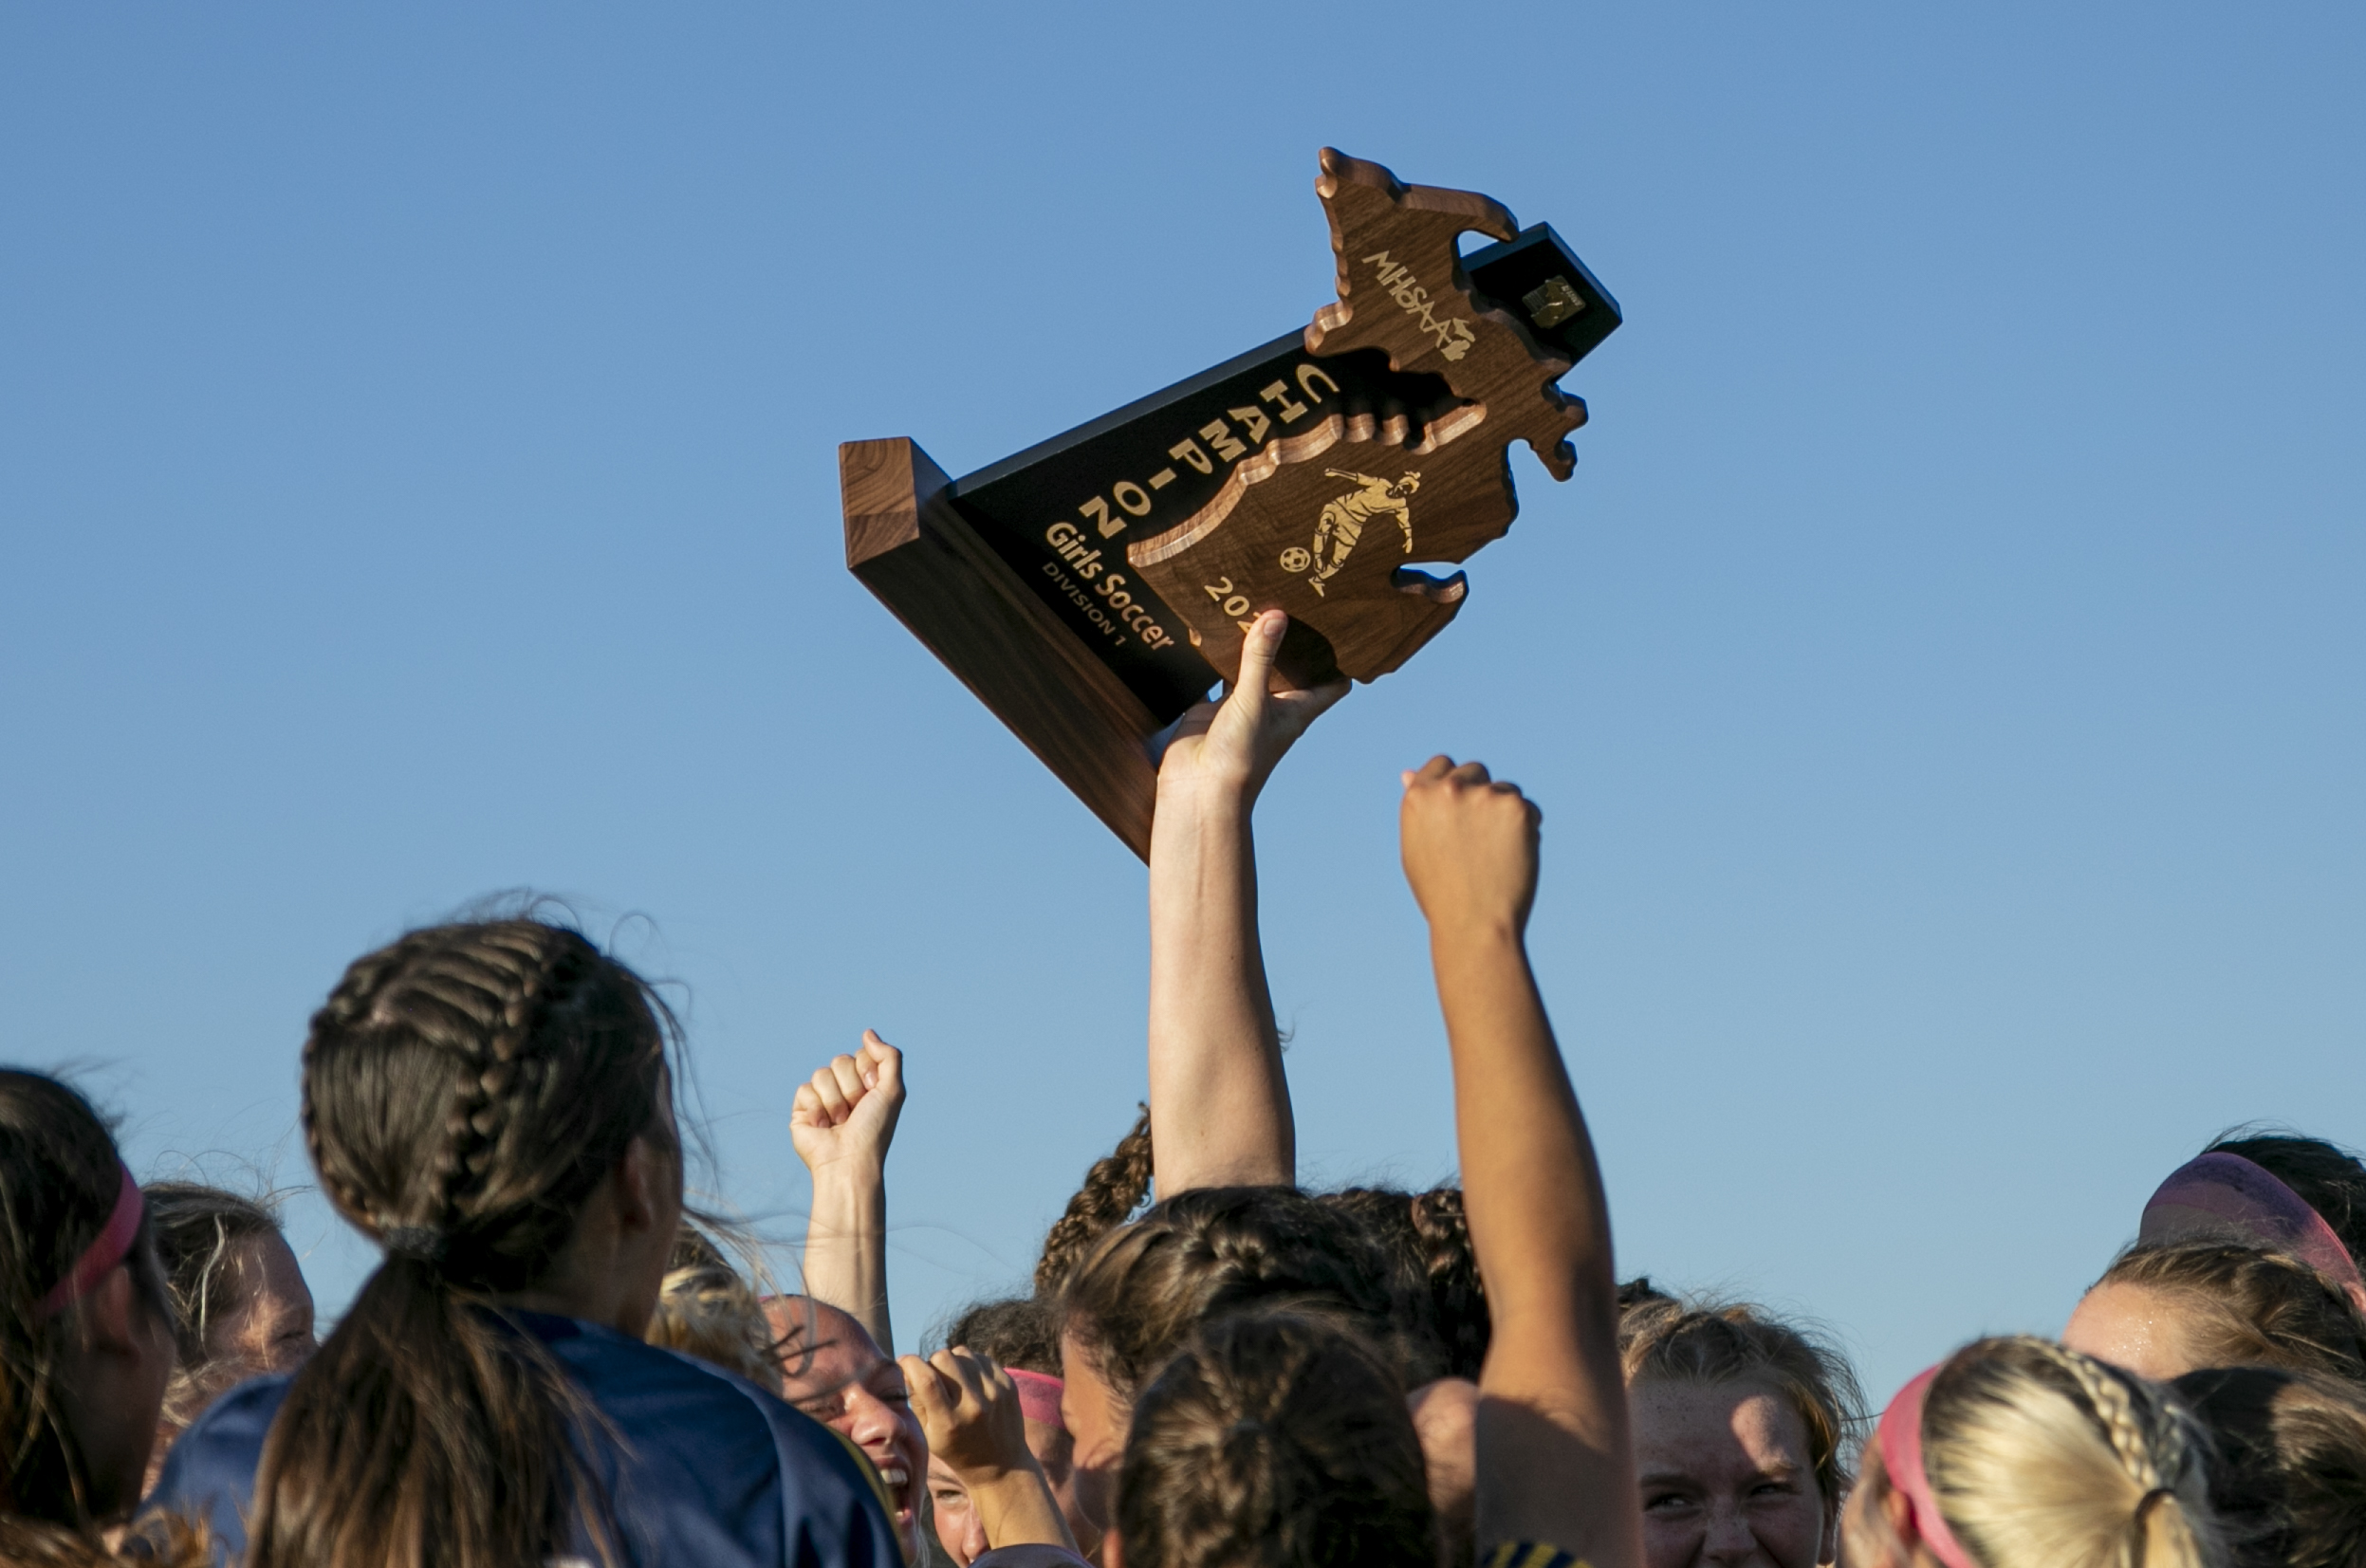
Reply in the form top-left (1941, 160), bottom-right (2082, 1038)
top-left (789, 1030), bottom-right (905, 1176)
top-left (1399, 756), bottom-right (1543, 940)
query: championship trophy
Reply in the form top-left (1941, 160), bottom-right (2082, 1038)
top-left (841, 149), bottom-right (1620, 858)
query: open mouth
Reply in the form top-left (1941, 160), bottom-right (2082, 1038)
top-left (877, 1465), bottom-right (914, 1524)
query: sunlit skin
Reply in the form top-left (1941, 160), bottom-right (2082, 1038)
top-left (768, 1295), bottom-right (928, 1561)
top-left (1633, 1379), bottom-right (1833, 1568)
top-left (2061, 1281), bottom-right (2200, 1381)
top-left (926, 1407), bottom-right (1101, 1566)
top-left (1058, 1329), bottom-right (1127, 1541)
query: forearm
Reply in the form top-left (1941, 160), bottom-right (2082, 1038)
top-left (1432, 925), bottom-right (1633, 1560)
top-left (1147, 780), bottom-right (1293, 1192)
top-left (1433, 928), bottom-right (1615, 1353)
top-left (962, 1464), bottom-right (1079, 1552)
top-left (803, 1165), bottom-right (893, 1354)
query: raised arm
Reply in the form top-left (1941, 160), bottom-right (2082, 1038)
top-left (1398, 757), bottom-right (1639, 1568)
top-left (901, 1347), bottom-right (1080, 1557)
top-left (789, 1030), bottom-right (905, 1353)
top-left (1147, 609), bottom-right (1345, 1194)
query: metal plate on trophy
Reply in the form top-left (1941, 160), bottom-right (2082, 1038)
top-left (841, 148), bottom-right (1619, 858)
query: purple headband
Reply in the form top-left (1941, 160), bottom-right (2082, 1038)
top-left (2139, 1153), bottom-right (2366, 1310)
top-left (1876, 1366), bottom-right (1982, 1568)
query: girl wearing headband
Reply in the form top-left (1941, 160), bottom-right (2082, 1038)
top-left (1844, 1337), bottom-right (2225, 1568)
top-left (2181, 1134), bottom-right (2366, 1280)
top-left (2063, 1243), bottom-right (2366, 1384)
top-left (1098, 758), bottom-right (1645, 1568)
top-left (2134, 1147), bottom-right (2366, 1310)
top-left (0, 1069), bottom-right (200, 1565)
top-left (924, 1298), bottom-right (1101, 1566)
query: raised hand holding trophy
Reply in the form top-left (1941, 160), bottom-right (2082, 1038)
top-left (841, 149), bottom-right (1619, 858)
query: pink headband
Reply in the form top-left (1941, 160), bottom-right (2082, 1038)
top-left (2139, 1153), bottom-right (2366, 1309)
top-left (1007, 1367), bottom-right (1065, 1425)
top-left (1876, 1366), bottom-right (1982, 1568)
top-left (38, 1166), bottom-right (143, 1318)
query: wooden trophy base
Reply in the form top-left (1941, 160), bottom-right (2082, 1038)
top-left (841, 436), bottom-right (1164, 858)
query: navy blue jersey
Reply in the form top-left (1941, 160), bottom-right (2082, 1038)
top-left (145, 1311), bottom-right (900, 1568)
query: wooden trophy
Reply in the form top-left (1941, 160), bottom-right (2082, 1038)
top-left (841, 148), bottom-right (1619, 858)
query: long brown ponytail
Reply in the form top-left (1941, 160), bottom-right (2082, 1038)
top-left (248, 920), bottom-right (676, 1568)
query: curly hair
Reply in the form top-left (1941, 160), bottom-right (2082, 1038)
top-left (1059, 1186), bottom-right (1413, 1408)
top-left (1037, 1104), bottom-right (1154, 1298)
top-left (1322, 1185), bottom-right (1486, 1383)
top-left (942, 1296), bottom-right (1061, 1374)
top-left (2097, 1244), bottom-right (2366, 1380)
top-left (1118, 1312), bottom-right (1434, 1568)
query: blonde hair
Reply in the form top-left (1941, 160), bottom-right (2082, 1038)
top-left (643, 1227), bottom-right (780, 1393)
top-left (1858, 1337), bottom-right (2226, 1568)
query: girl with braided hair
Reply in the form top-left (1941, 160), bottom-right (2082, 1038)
top-left (144, 918), bottom-right (899, 1568)
top-left (1035, 1107), bottom-right (1154, 1301)
top-left (1321, 1184), bottom-right (1489, 1564)
top-left (2146, 1133), bottom-right (2366, 1291)
top-left (1843, 1337), bottom-right (2227, 1568)
top-left (1093, 757), bottom-right (1646, 1568)
top-left (1055, 1183), bottom-right (1414, 1550)
top-left (0, 1069), bottom-right (202, 1566)
top-left (1323, 1183), bottom-right (1488, 1384)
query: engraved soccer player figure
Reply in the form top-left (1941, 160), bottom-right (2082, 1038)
top-left (1303, 469), bottom-right (1420, 595)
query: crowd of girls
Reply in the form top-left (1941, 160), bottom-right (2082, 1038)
top-left (4, 608), bottom-right (2364, 1567)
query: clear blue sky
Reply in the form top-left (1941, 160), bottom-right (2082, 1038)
top-left (4, 4), bottom-right (2359, 1404)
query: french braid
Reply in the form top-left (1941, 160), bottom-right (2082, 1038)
top-left (1910, 1337), bottom-right (2227, 1568)
top-left (1037, 1103), bottom-right (1154, 1297)
top-left (299, 928), bottom-right (448, 1235)
top-left (2039, 1342), bottom-right (2189, 1493)
top-left (422, 928), bottom-right (570, 1221)
top-left (298, 922), bottom-right (644, 1268)
top-left (254, 916), bottom-right (673, 1568)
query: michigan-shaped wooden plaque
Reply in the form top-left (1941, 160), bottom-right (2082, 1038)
top-left (842, 149), bottom-right (1619, 858)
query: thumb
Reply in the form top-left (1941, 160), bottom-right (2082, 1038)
top-left (1229, 611), bottom-right (1286, 712)
top-left (860, 1029), bottom-right (904, 1092)
top-left (899, 1355), bottom-right (948, 1422)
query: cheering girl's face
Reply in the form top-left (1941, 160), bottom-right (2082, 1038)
top-left (1633, 1377), bottom-right (1834, 1568)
